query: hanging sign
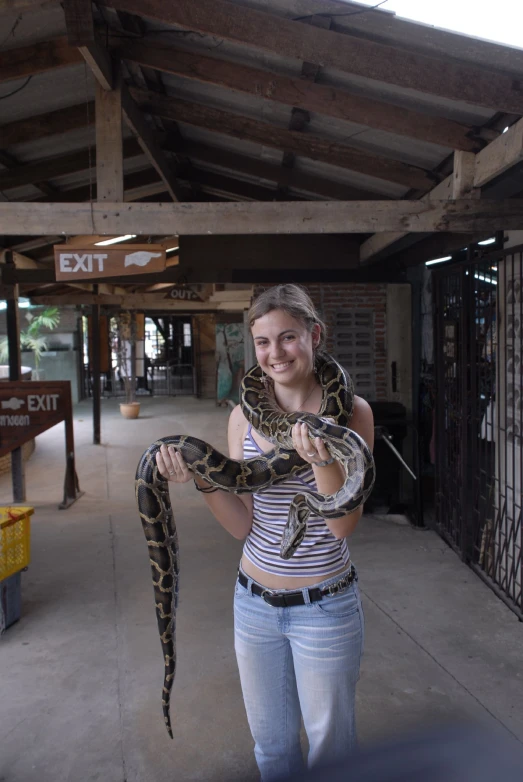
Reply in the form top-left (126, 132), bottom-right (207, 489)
top-left (54, 244), bottom-right (166, 281)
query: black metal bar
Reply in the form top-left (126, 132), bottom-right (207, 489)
top-left (462, 250), bottom-right (476, 563)
top-left (5, 250), bottom-right (26, 502)
top-left (409, 266), bottom-right (424, 527)
top-left (92, 292), bottom-right (101, 445)
top-left (470, 564), bottom-right (523, 622)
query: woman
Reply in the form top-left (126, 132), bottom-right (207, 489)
top-left (156, 284), bottom-right (374, 781)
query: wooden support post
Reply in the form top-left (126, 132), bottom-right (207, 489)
top-left (91, 294), bottom-right (101, 445)
top-left (4, 251), bottom-right (26, 501)
top-left (61, 396), bottom-right (83, 509)
top-left (452, 150), bottom-right (479, 199)
top-left (96, 71), bottom-right (123, 201)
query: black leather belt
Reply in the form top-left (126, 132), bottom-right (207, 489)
top-left (237, 565), bottom-right (356, 608)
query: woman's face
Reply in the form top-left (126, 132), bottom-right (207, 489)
top-left (251, 308), bottom-right (319, 386)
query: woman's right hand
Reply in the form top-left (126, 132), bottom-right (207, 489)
top-left (156, 444), bottom-right (193, 484)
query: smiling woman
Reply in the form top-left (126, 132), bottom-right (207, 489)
top-left (156, 283), bottom-right (374, 779)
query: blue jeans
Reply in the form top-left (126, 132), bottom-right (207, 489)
top-left (234, 564), bottom-right (364, 781)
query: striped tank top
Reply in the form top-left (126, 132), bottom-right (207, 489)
top-left (242, 424), bottom-right (351, 578)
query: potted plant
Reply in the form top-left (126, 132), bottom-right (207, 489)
top-left (113, 310), bottom-right (140, 419)
top-left (0, 306), bottom-right (60, 380)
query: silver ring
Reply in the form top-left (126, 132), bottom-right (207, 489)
top-left (168, 470), bottom-right (174, 475)
top-left (306, 452), bottom-right (315, 457)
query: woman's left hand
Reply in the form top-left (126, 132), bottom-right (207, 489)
top-left (292, 422), bottom-right (332, 467)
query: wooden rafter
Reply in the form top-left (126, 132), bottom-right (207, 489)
top-left (0, 103), bottom-right (94, 149)
top-left (1, 199), bottom-right (523, 237)
top-left (0, 148), bottom-right (57, 199)
top-left (115, 37), bottom-right (484, 152)
top-left (31, 168), bottom-right (165, 203)
top-left (275, 1), bottom-right (523, 74)
top-left (64, 1), bottom-right (113, 90)
top-left (173, 140), bottom-right (388, 200)
top-left (278, 14), bottom-right (330, 196)
top-left (0, 37), bottom-right (83, 83)
top-left (360, 115), bottom-right (523, 262)
top-left (64, 1), bottom-right (182, 201)
top-left (184, 168), bottom-right (300, 202)
top-left (120, 85), bottom-right (182, 201)
top-left (0, 137), bottom-right (142, 191)
top-left (0, 98), bottom-right (387, 200)
top-left (101, 0), bottom-right (523, 113)
top-left (130, 88), bottom-right (435, 190)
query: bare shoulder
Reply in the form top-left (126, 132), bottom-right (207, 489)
top-left (228, 404), bottom-right (248, 459)
top-left (350, 396), bottom-right (375, 450)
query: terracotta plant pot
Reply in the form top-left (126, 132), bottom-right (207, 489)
top-left (120, 402), bottom-right (141, 419)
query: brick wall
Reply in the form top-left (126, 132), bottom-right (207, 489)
top-left (253, 283), bottom-right (388, 400)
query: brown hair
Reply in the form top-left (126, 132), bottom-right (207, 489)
top-left (248, 284), bottom-right (327, 352)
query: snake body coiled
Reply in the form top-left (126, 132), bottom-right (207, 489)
top-left (135, 354), bottom-right (375, 737)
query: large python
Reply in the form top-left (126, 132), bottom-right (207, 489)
top-left (135, 354), bottom-right (375, 737)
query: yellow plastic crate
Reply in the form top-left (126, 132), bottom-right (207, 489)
top-left (0, 506), bottom-right (33, 581)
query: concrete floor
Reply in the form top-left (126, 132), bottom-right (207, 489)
top-left (0, 396), bottom-right (522, 782)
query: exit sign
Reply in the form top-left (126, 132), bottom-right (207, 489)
top-left (54, 244), bottom-right (166, 281)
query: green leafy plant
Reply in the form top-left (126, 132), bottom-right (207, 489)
top-left (0, 307), bottom-right (60, 368)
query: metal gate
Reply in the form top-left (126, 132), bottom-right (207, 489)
top-left (434, 246), bottom-right (522, 619)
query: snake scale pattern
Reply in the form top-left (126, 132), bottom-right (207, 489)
top-left (135, 354), bottom-right (375, 737)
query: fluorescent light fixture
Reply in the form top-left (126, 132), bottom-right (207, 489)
top-left (503, 126), bottom-right (509, 133)
top-left (474, 273), bottom-right (497, 285)
top-left (94, 234), bottom-right (137, 246)
top-left (425, 255), bottom-right (452, 266)
top-left (165, 246), bottom-right (179, 253)
top-left (478, 237), bottom-right (496, 246)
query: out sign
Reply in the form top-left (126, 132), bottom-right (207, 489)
top-left (169, 286), bottom-right (203, 301)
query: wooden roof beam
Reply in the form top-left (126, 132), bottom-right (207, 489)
top-left (1, 199), bottom-right (523, 237)
top-left (172, 140), bottom-right (388, 200)
top-left (0, 36), bottom-right (82, 83)
top-left (277, 14), bottom-right (330, 197)
top-left (0, 103), bottom-right (94, 149)
top-left (185, 168), bottom-right (301, 202)
top-left (115, 37), bottom-right (484, 152)
top-left (102, 0), bottom-right (523, 113)
top-left (0, 137), bottom-right (142, 191)
top-left (64, 1), bottom-right (181, 200)
top-left (64, 1), bottom-right (113, 90)
top-left (131, 88), bottom-right (436, 190)
top-left (31, 168), bottom-right (165, 203)
top-left (120, 85), bottom-right (182, 202)
top-left (360, 115), bottom-right (523, 263)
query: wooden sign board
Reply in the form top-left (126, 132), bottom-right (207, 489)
top-left (0, 381), bottom-right (83, 509)
top-left (54, 244), bottom-right (166, 281)
top-left (0, 381), bottom-right (72, 457)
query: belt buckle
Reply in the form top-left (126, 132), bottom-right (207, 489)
top-left (328, 573), bottom-right (351, 597)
